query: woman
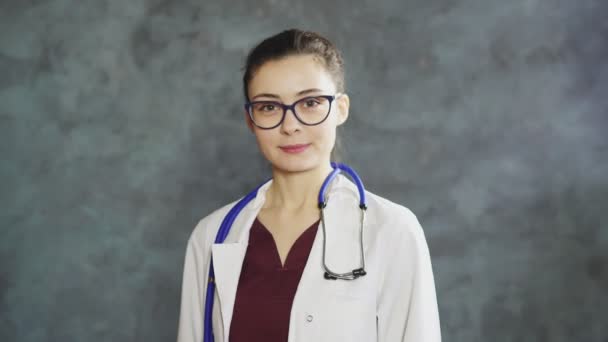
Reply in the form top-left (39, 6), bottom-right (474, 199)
top-left (177, 29), bottom-right (441, 342)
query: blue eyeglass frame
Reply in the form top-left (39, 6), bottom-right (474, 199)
top-left (244, 94), bottom-right (340, 130)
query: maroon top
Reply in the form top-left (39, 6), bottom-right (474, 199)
top-left (229, 217), bottom-right (320, 342)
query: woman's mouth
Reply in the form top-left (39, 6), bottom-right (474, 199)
top-left (279, 144), bottom-right (310, 154)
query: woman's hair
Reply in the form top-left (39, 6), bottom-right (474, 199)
top-left (242, 28), bottom-right (345, 101)
top-left (242, 29), bottom-right (346, 162)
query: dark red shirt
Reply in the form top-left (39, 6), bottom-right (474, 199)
top-left (229, 217), bottom-right (320, 342)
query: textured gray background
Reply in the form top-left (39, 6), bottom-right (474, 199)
top-left (1, 0), bottom-right (607, 341)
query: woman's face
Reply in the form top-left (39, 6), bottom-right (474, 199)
top-left (246, 54), bottom-right (349, 174)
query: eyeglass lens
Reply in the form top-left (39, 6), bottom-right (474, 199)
top-left (249, 96), bottom-right (332, 128)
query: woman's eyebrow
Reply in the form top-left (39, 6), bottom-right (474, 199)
top-left (251, 93), bottom-right (280, 100)
top-left (296, 88), bottom-right (324, 96)
top-left (250, 88), bottom-right (325, 101)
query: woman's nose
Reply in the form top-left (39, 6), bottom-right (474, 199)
top-left (280, 108), bottom-right (301, 134)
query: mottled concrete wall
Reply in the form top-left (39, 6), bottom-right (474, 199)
top-left (1, 0), bottom-right (606, 341)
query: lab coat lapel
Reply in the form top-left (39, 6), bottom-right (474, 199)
top-left (211, 242), bottom-right (247, 340)
top-left (211, 191), bottom-right (266, 341)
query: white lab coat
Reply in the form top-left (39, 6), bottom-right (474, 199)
top-left (177, 174), bottom-right (441, 342)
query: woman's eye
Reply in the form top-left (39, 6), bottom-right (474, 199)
top-left (255, 103), bottom-right (277, 112)
top-left (304, 99), bottom-right (321, 107)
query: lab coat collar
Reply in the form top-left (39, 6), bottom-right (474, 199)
top-left (249, 172), bottom-right (357, 212)
top-left (211, 173), bottom-right (360, 341)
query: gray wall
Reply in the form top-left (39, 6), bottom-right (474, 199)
top-left (1, 0), bottom-right (607, 341)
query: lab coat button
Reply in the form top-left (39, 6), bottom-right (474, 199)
top-left (306, 314), bottom-right (313, 322)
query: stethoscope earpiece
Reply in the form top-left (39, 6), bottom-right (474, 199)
top-left (324, 272), bottom-right (338, 280)
top-left (352, 268), bottom-right (367, 278)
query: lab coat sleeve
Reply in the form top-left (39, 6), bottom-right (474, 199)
top-left (376, 209), bottom-right (441, 342)
top-left (177, 227), bottom-right (208, 342)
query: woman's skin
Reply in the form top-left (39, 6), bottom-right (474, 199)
top-left (244, 54), bottom-right (350, 266)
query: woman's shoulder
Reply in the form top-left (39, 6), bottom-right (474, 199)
top-left (186, 198), bottom-right (241, 248)
top-left (364, 189), bottom-right (428, 244)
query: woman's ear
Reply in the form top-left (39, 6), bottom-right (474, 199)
top-left (336, 93), bottom-right (350, 126)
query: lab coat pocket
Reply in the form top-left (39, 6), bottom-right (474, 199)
top-left (318, 294), bottom-right (377, 342)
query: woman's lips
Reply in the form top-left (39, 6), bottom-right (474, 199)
top-left (279, 144), bottom-right (310, 154)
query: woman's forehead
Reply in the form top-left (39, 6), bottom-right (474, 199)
top-left (248, 54), bottom-right (336, 100)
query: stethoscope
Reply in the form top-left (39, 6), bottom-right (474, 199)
top-left (203, 162), bottom-right (368, 342)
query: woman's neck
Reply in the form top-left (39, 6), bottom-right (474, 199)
top-left (264, 163), bottom-right (334, 212)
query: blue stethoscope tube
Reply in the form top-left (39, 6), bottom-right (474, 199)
top-left (203, 162), bottom-right (367, 342)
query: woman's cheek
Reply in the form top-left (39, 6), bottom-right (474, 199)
top-left (319, 128), bottom-right (337, 153)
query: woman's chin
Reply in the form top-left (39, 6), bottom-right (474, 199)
top-left (270, 158), bottom-right (326, 175)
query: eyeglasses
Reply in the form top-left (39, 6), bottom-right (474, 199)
top-left (245, 94), bottom-right (340, 130)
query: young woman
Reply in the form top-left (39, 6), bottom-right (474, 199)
top-left (177, 29), bottom-right (441, 342)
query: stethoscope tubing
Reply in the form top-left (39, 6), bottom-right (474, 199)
top-left (203, 163), bottom-right (366, 342)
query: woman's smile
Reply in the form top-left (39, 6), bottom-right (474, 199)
top-left (279, 143), bottom-right (311, 154)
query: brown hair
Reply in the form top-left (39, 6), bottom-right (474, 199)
top-left (242, 29), bottom-right (345, 101)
